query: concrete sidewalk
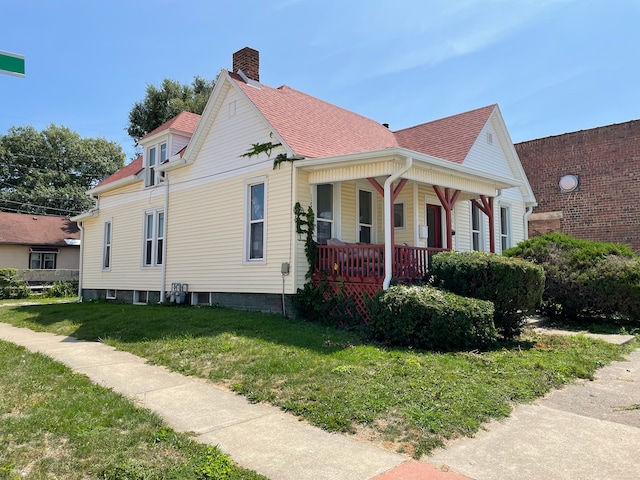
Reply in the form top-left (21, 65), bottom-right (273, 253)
top-left (428, 344), bottom-right (640, 480)
top-left (1, 321), bottom-right (638, 480)
top-left (0, 322), bottom-right (468, 480)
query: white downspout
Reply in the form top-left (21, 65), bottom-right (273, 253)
top-left (160, 174), bottom-right (169, 303)
top-left (383, 156), bottom-right (413, 290)
top-left (77, 221), bottom-right (84, 302)
top-left (524, 206), bottom-right (533, 240)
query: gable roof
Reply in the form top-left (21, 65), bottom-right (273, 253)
top-left (94, 155), bottom-right (143, 189)
top-left (394, 105), bottom-right (496, 164)
top-left (230, 73), bottom-right (398, 158)
top-left (0, 211), bottom-right (80, 246)
top-left (139, 111), bottom-right (201, 142)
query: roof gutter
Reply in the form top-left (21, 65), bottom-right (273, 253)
top-left (88, 176), bottom-right (140, 196)
top-left (383, 156), bottom-right (413, 290)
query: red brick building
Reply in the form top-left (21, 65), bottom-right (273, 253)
top-left (515, 120), bottom-right (640, 252)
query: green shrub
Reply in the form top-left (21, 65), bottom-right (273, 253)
top-left (0, 268), bottom-right (31, 300)
top-left (505, 233), bottom-right (640, 322)
top-left (293, 278), bottom-right (364, 328)
top-left (368, 285), bottom-right (496, 351)
top-left (43, 281), bottom-right (76, 298)
top-left (430, 251), bottom-right (545, 339)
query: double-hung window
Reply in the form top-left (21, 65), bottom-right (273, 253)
top-left (143, 210), bottom-right (164, 267)
top-left (145, 142), bottom-right (167, 187)
top-left (500, 206), bottom-right (511, 252)
top-left (29, 248), bottom-right (57, 269)
top-left (103, 221), bottom-right (112, 269)
top-left (316, 184), bottom-right (333, 244)
top-left (394, 202), bottom-right (405, 229)
top-left (471, 202), bottom-right (483, 251)
top-left (358, 189), bottom-right (373, 243)
top-left (247, 181), bottom-right (265, 261)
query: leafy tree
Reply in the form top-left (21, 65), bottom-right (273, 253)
top-left (126, 76), bottom-right (215, 141)
top-left (0, 124), bottom-right (125, 216)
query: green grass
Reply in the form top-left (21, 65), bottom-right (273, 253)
top-left (0, 340), bottom-right (267, 480)
top-left (0, 302), bottom-right (636, 459)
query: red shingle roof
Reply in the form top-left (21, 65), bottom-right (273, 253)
top-left (94, 156), bottom-right (143, 188)
top-left (394, 105), bottom-right (496, 164)
top-left (0, 212), bottom-right (80, 246)
top-left (231, 73), bottom-right (398, 158)
top-left (139, 111), bottom-right (201, 142)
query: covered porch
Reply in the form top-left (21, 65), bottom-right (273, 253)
top-left (295, 148), bottom-right (521, 319)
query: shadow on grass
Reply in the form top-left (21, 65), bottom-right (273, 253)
top-left (5, 301), bottom-right (540, 356)
top-left (6, 301), bottom-right (366, 354)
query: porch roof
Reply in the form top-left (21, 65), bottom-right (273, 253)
top-left (294, 147), bottom-right (521, 195)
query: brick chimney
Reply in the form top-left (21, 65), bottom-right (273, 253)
top-left (233, 47), bottom-right (259, 82)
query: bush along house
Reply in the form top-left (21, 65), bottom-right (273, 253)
top-left (73, 47), bottom-right (536, 318)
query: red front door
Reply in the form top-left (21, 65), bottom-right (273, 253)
top-left (426, 204), bottom-right (442, 249)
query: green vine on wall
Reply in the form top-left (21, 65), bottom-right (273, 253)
top-left (240, 134), bottom-right (298, 170)
top-left (294, 202), bottom-right (317, 278)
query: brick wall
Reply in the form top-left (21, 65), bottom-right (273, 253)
top-left (516, 120), bottom-right (640, 252)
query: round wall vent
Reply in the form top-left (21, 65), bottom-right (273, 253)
top-left (559, 174), bottom-right (579, 193)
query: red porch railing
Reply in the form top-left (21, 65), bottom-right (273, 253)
top-left (311, 244), bottom-right (448, 323)
top-left (312, 244), bottom-right (447, 284)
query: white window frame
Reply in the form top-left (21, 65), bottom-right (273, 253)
top-left (357, 188), bottom-right (374, 243)
top-left (29, 249), bottom-right (57, 270)
top-left (106, 289), bottom-right (117, 300)
top-left (245, 178), bottom-right (266, 263)
top-left (394, 201), bottom-right (405, 229)
top-left (471, 202), bottom-right (484, 251)
top-left (133, 290), bottom-right (149, 305)
top-left (103, 220), bottom-right (112, 270)
top-left (500, 205), bottom-right (512, 252)
top-left (142, 209), bottom-right (165, 268)
top-left (145, 141), bottom-right (167, 187)
top-left (314, 183), bottom-right (339, 244)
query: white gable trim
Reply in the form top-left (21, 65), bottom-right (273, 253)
top-left (179, 70), bottom-right (296, 168)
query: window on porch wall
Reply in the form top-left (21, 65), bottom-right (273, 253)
top-left (500, 206), bottom-right (511, 251)
top-left (358, 189), bottom-right (372, 243)
top-left (471, 202), bottom-right (483, 251)
top-left (316, 183), bottom-right (333, 244)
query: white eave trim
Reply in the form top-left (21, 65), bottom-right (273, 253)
top-left (87, 175), bottom-right (141, 196)
top-left (295, 147), bottom-right (522, 190)
top-left (71, 208), bottom-right (99, 222)
top-left (157, 154), bottom-right (186, 172)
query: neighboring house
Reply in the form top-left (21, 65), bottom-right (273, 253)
top-left (73, 47), bottom-right (536, 315)
top-left (0, 211), bottom-right (80, 284)
top-left (516, 120), bottom-right (640, 252)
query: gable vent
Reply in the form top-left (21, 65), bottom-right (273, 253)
top-left (487, 132), bottom-right (493, 145)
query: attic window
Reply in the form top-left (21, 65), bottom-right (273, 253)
top-left (486, 132), bottom-right (493, 145)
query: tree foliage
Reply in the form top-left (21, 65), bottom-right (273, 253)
top-left (0, 124), bottom-right (125, 216)
top-left (127, 76), bottom-right (215, 141)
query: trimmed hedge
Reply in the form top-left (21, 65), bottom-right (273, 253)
top-left (504, 233), bottom-right (640, 322)
top-left (0, 268), bottom-right (30, 300)
top-left (368, 285), bottom-right (496, 351)
top-left (430, 251), bottom-right (545, 339)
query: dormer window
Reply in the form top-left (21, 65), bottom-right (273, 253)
top-left (145, 142), bottom-right (167, 187)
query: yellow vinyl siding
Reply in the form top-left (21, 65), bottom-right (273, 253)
top-left (164, 164), bottom-right (295, 295)
top-left (81, 190), bottom-right (164, 292)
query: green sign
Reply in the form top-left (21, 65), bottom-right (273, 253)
top-left (0, 50), bottom-right (25, 77)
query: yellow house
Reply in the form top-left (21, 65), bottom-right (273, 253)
top-left (73, 47), bottom-right (536, 315)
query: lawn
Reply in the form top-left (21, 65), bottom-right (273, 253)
top-left (0, 301), bottom-right (636, 459)
top-left (0, 339), bottom-right (267, 480)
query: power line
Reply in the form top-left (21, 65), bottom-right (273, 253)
top-left (0, 198), bottom-right (83, 216)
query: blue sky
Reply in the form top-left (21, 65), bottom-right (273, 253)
top-left (1, 0), bottom-right (638, 161)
